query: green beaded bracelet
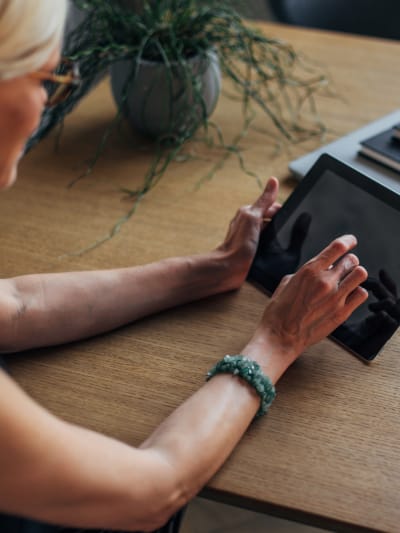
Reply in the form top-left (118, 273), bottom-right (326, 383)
top-left (206, 354), bottom-right (276, 418)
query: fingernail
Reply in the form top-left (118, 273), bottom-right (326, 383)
top-left (360, 287), bottom-right (369, 297)
top-left (345, 253), bottom-right (359, 267)
top-left (266, 178), bottom-right (276, 192)
top-left (342, 234), bottom-right (357, 245)
top-left (344, 257), bottom-right (356, 270)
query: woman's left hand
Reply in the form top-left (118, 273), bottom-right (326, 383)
top-left (215, 177), bottom-right (280, 291)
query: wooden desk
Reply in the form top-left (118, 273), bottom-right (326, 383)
top-left (2, 23), bottom-right (400, 533)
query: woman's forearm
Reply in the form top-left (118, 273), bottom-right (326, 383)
top-left (139, 374), bottom-right (260, 496)
top-left (0, 349), bottom-right (285, 532)
top-left (64, 373), bottom-right (265, 531)
top-left (2, 251), bottom-right (230, 352)
top-left (1, 180), bottom-right (281, 354)
top-left (138, 339), bottom-right (291, 508)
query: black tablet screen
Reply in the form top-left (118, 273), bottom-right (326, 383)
top-left (249, 163), bottom-right (400, 361)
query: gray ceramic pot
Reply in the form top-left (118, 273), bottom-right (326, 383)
top-left (110, 50), bottom-right (221, 139)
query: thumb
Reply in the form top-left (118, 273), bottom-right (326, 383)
top-left (253, 177), bottom-right (279, 212)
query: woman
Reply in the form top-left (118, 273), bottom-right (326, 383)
top-left (0, 1), bottom-right (369, 532)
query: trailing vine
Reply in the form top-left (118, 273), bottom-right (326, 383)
top-left (30, 0), bottom-right (330, 253)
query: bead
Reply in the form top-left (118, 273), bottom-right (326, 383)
top-left (206, 354), bottom-right (276, 418)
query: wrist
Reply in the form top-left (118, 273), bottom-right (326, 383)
top-left (209, 248), bottom-right (248, 292)
top-left (240, 332), bottom-right (298, 385)
top-left (191, 249), bottom-right (239, 294)
top-left (206, 355), bottom-right (276, 417)
top-left (181, 251), bottom-right (232, 299)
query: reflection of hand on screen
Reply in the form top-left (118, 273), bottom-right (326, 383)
top-left (344, 269), bottom-right (400, 358)
top-left (366, 269), bottom-right (400, 322)
top-left (258, 212), bottom-right (312, 285)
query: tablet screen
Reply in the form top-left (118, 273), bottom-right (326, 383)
top-left (249, 155), bottom-right (400, 361)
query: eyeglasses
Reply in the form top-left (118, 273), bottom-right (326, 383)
top-left (29, 58), bottom-right (81, 107)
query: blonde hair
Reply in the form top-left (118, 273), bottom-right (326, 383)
top-left (0, 0), bottom-right (68, 80)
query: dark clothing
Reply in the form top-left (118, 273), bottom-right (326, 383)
top-left (0, 357), bottom-right (184, 533)
top-left (0, 512), bottom-right (185, 533)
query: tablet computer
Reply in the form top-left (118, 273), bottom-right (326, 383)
top-left (248, 154), bottom-right (400, 362)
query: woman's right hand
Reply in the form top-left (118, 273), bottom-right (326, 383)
top-left (242, 234), bottom-right (369, 383)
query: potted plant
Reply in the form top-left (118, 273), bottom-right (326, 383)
top-left (30, 0), bottom-right (329, 249)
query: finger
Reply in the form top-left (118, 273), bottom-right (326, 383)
top-left (344, 285), bottom-right (369, 312)
top-left (338, 265), bottom-right (368, 295)
top-left (311, 234), bottom-right (358, 270)
top-left (379, 269), bottom-right (398, 297)
top-left (253, 177), bottom-right (279, 211)
top-left (264, 202), bottom-right (281, 218)
top-left (330, 253), bottom-right (359, 282)
top-left (262, 203), bottom-right (281, 224)
top-left (272, 273), bottom-right (293, 297)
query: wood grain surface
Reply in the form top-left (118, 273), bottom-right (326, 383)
top-left (2, 23), bottom-right (400, 533)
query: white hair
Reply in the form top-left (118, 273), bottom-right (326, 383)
top-left (0, 0), bottom-right (68, 80)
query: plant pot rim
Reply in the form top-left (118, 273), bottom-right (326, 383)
top-left (114, 48), bottom-right (218, 68)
